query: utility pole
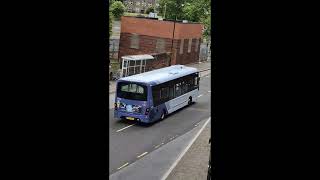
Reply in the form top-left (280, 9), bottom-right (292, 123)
top-left (169, 3), bottom-right (183, 66)
top-left (169, 16), bottom-right (176, 66)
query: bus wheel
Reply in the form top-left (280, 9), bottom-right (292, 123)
top-left (188, 97), bottom-right (193, 105)
top-left (160, 110), bottom-right (166, 120)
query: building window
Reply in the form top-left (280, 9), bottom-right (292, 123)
top-left (130, 34), bottom-right (139, 49)
top-left (188, 38), bottom-right (192, 53)
top-left (179, 39), bottom-right (184, 54)
top-left (195, 38), bottom-right (199, 52)
top-left (156, 39), bottom-right (165, 53)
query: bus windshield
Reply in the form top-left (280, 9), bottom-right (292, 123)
top-left (117, 82), bottom-right (147, 101)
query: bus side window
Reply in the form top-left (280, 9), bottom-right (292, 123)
top-left (175, 82), bottom-right (181, 97)
top-left (169, 87), bottom-right (174, 100)
top-left (194, 77), bottom-right (198, 88)
top-left (160, 87), bottom-right (169, 102)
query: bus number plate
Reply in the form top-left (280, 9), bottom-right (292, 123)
top-left (126, 117), bottom-right (135, 120)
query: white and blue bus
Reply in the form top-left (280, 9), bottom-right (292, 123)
top-left (114, 65), bottom-right (200, 123)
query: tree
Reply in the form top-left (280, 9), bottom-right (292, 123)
top-left (200, 9), bottom-right (211, 40)
top-left (109, 11), bottom-right (113, 38)
top-left (158, 0), bottom-right (187, 20)
top-left (110, 1), bottom-right (126, 20)
top-left (145, 6), bottom-right (155, 14)
top-left (158, 0), bottom-right (211, 41)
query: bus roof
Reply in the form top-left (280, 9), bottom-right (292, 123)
top-left (119, 65), bottom-right (198, 85)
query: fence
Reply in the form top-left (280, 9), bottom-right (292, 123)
top-left (199, 43), bottom-right (209, 61)
top-left (109, 39), bottom-right (119, 59)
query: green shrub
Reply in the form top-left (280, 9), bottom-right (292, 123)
top-left (111, 1), bottom-right (126, 20)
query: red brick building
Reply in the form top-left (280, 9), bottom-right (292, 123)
top-left (118, 16), bottom-right (204, 70)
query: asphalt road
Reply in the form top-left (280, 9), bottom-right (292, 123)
top-left (109, 73), bottom-right (211, 175)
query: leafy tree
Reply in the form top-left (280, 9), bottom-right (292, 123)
top-left (145, 6), bottom-right (155, 14)
top-left (109, 11), bottom-right (113, 38)
top-left (158, 0), bottom-right (187, 20)
top-left (200, 9), bottom-right (211, 40)
top-left (110, 1), bottom-right (126, 20)
top-left (158, 0), bottom-right (211, 41)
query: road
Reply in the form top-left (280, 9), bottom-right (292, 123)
top-left (108, 73), bottom-right (211, 176)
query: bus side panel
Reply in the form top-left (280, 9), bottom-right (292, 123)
top-left (166, 89), bottom-right (199, 114)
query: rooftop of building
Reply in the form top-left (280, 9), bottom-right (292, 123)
top-left (122, 15), bottom-right (202, 24)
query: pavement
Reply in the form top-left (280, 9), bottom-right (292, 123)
top-left (108, 60), bottom-right (212, 179)
top-left (166, 119), bottom-right (211, 180)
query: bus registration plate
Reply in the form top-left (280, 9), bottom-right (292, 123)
top-left (126, 117), bottom-right (135, 120)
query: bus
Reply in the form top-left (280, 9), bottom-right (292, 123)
top-left (114, 65), bottom-right (200, 123)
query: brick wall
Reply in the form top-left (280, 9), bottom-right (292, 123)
top-left (119, 17), bottom-right (203, 67)
top-left (121, 16), bottom-right (203, 40)
top-left (119, 33), bottom-right (200, 65)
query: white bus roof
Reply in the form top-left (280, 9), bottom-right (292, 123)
top-left (122, 54), bottom-right (154, 61)
top-left (119, 65), bottom-right (198, 85)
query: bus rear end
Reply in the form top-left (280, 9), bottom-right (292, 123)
top-left (114, 81), bottom-right (153, 123)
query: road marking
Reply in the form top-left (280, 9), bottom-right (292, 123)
top-left (160, 117), bottom-right (211, 180)
top-left (116, 124), bottom-right (135, 132)
top-left (117, 162), bottom-right (129, 170)
top-left (169, 137), bottom-right (174, 140)
top-left (208, 90), bottom-right (211, 93)
top-left (186, 107), bottom-right (210, 112)
top-left (137, 152), bottom-right (148, 158)
top-left (154, 144), bottom-right (161, 149)
top-left (197, 94), bottom-right (203, 98)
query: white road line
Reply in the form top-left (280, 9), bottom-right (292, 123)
top-left (160, 117), bottom-right (211, 180)
top-left (137, 152), bottom-right (148, 158)
top-left (197, 94), bottom-right (203, 98)
top-left (154, 144), bottom-right (161, 149)
top-left (117, 162), bottom-right (129, 170)
top-left (208, 90), bottom-right (211, 93)
top-left (116, 124), bottom-right (135, 132)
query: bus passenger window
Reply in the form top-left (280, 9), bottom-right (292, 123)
top-left (169, 87), bottom-right (174, 99)
top-left (161, 87), bottom-right (169, 99)
top-left (182, 82), bottom-right (188, 94)
top-left (175, 83), bottom-right (181, 97)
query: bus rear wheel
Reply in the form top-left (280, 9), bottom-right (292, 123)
top-left (160, 110), bottom-right (166, 120)
top-left (188, 97), bottom-right (193, 105)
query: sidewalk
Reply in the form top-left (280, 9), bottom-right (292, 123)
top-left (109, 60), bottom-right (211, 94)
top-left (166, 119), bottom-right (211, 180)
